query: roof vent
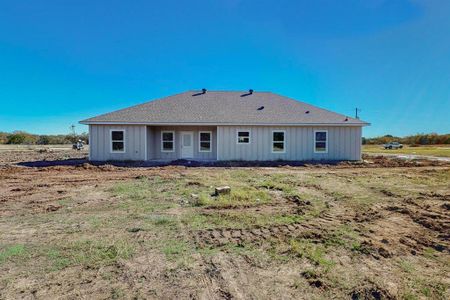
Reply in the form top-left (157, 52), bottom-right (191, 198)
top-left (240, 90), bottom-right (253, 97)
top-left (305, 110), bottom-right (310, 114)
top-left (257, 106), bottom-right (264, 110)
top-left (192, 89), bottom-right (207, 97)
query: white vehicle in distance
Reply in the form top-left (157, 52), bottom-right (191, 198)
top-left (383, 142), bottom-right (403, 149)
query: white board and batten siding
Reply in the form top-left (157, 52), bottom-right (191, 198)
top-left (89, 124), bottom-right (217, 161)
top-left (89, 125), bottom-right (147, 161)
top-left (147, 126), bottom-right (217, 161)
top-left (217, 126), bottom-right (362, 161)
top-left (89, 124), bottom-right (362, 161)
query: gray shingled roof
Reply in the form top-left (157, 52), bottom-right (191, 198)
top-left (80, 91), bottom-right (369, 126)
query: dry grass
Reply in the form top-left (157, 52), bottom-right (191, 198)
top-left (363, 144), bottom-right (450, 157)
top-left (0, 158), bottom-right (449, 299)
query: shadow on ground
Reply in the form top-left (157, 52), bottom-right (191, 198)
top-left (16, 158), bottom-right (347, 168)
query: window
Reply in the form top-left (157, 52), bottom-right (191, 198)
top-left (314, 130), bottom-right (328, 153)
top-left (237, 130), bottom-right (250, 144)
top-left (161, 131), bottom-right (175, 152)
top-left (110, 130), bottom-right (125, 153)
top-left (272, 131), bottom-right (285, 153)
top-left (199, 131), bottom-right (212, 152)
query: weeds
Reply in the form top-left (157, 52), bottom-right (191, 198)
top-left (194, 188), bottom-right (271, 208)
top-left (46, 239), bottom-right (134, 269)
top-left (2, 165), bottom-right (449, 299)
top-left (110, 178), bottom-right (177, 213)
top-left (398, 259), bottom-right (416, 274)
top-left (111, 287), bottom-right (125, 299)
top-left (0, 244), bottom-right (27, 265)
top-left (183, 211), bottom-right (304, 230)
top-left (46, 248), bottom-right (71, 271)
top-left (145, 215), bottom-right (178, 227)
top-left (57, 197), bottom-right (72, 207)
top-left (324, 225), bottom-right (361, 251)
top-left (288, 239), bottom-right (335, 270)
top-left (162, 240), bottom-right (190, 258)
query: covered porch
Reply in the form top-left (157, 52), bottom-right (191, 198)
top-left (146, 126), bottom-right (217, 161)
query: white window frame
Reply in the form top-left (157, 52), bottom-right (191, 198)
top-left (161, 131), bottom-right (175, 152)
top-left (198, 131), bottom-right (212, 153)
top-left (271, 130), bottom-right (286, 153)
top-left (314, 130), bottom-right (328, 153)
top-left (236, 130), bottom-right (251, 144)
top-left (110, 129), bottom-right (126, 153)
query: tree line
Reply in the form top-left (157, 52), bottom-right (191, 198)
top-left (1, 131), bottom-right (448, 146)
top-left (362, 133), bottom-right (450, 145)
top-left (0, 131), bottom-right (89, 145)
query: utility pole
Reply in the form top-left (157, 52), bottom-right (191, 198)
top-left (355, 108), bottom-right (361, 119)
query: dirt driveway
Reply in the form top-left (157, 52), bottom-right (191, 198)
top-left (0, 149), bottom-right (449, 299)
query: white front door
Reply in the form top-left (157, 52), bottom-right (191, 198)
top-left (181, 131), bottom-right (194, 158)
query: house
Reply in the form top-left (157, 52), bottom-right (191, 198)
top-left (80, 90), bottom-right (369, 162)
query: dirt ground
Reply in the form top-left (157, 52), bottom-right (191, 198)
top-left (0, 148), bottom-right (449, 299)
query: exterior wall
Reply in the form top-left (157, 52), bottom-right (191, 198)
top-left (89, 125), bottom-right (146, 161)
top-left (149, 126), bottom-right (217, 160)
top-left (147, 126), bottom-right (154, 160)
top-left (89, 124), bottom-right (362, 162)
top-left (217, 126), bottom-right (362, 161)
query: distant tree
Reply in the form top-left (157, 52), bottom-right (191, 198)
top-left (0, 132), bottom-right (8, 144)
top-left (7, 133), bottom-right (26, 144)
top-left (364, 133), bottom-right (450, 145)
top-left (37, 135), bottom-right (50, 145)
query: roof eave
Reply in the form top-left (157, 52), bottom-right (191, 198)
top-left (79, 120), bottom-right (370, 126)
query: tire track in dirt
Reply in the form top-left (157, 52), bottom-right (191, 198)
top-left (384, 202), bottom-right (450, 253)
top-left (191, 187), bottom-right (337, 248)
top-left (192, 221), bottom-right (330, 248)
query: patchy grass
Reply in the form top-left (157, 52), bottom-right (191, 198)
top-left (110, 178), bottom-right (177, 213)
top-left (395, 258), bottom-right (449, 300)
top-left (0, 245), bottom-right (27, 265)
top-left (288, 239), bottom-right (335, 270)
top-left (324, 225), bottom-right (361, 251)
top-left (162, 240), bottom-right (190, 259)
top-left (363, 144), bottom-right (450, 158)
top-left (145, 215), bottom-right (178, 228)
top-left (46, 248), bottom-right (71, 271)
top-left (183, 211), bottom-right (305, 230)
top-left (57, 197), bottom-right (73, 207)
top-left (45, 239), bottom-right (135, 269)
top-left (1, 163), bottom-right (449, 299)
top-left (194, 187), bottom-right (271, 208)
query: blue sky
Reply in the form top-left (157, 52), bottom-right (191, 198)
top-left (0, 0), bottom-right (449, 137)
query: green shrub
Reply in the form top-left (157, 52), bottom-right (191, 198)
top-left (1, 131), bottom-right (89, 145)
top-left (37, 135), bottom-right (50, 145)
top-left (6, 133), bottom-right (26, 144)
